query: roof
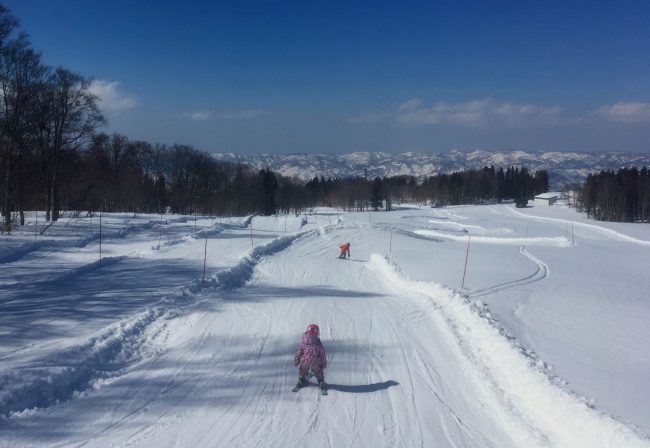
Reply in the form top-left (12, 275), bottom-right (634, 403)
top-left (534, 192), bottom-right (561, 199)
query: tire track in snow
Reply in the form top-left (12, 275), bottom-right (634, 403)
top-left (466, 247), bottom-right (548, 298)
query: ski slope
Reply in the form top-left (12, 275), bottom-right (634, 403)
top-left (0, 204), bottom-right (649, 447)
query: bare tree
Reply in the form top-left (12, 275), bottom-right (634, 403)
top-left (0, 6), bottom-right (45, 231)
top-left (44, 68), bottom-right (104, 221)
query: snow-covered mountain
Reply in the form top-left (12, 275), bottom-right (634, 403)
top-left (212, 149), bottom-right (650, 187)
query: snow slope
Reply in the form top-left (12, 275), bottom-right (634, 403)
top-left (0, 207), bottom-right (648, 447)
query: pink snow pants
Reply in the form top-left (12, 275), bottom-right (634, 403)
top-left (299, 365), bottom-right (324, 382)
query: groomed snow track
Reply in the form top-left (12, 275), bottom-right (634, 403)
top-left (1, 214), bottom-right (648, 448)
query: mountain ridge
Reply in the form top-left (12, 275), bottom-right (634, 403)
top-left (212, 149), bottom-right (650, 188)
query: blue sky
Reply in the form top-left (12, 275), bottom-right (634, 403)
top-left (5, 0), bottom-right (650, 153)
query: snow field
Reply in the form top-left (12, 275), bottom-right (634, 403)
top-left (369, 255), bottom-right (648, 447)
top-left (0, 206), bottom-right (648, 447)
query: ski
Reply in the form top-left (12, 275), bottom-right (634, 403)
top-left (291, 371), bottom-right (314, 392)
top-left (320, 387), bottom-right (328, 396)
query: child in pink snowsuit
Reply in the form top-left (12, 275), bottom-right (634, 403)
top-left (294, 324), bottom-right (327, 389)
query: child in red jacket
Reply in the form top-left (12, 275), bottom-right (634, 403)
top-left (338, 242), bottom-right (351, 259)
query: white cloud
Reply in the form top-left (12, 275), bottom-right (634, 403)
top-left (89, 80), bottom-right (137, 114)
top-left (348, 98), bottom-right (565, 128)
top-left (594, 102), bottom-right (650, 123)
top-left (216, 109), bottom-right (269, 120)
top-left (183, 109), bottom-right (270, 121)
top-left (184, 110), bottom-right (212, 121)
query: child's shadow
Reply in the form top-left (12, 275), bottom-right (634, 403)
top-left (326, 380), bottom-right (399, 393)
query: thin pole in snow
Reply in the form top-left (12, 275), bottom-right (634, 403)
top-left (389, 226), bottom-right (393, 253)
top-left (202, 237), bottom-right (208, 285)
top-left (461, 234), bottom-right (471, 289)
top-left (159, 214), bottom-right (163, 248)
top-left (34, 210), bottom-right (38, 240)
top-left (250, 223), bottom-right (254, 250)
top-left (571, 223), bottom-right (575, 246)
top-left (99, 210), bottom-right (102, 260)
top-left (285, 215), bottom-right (287, 234)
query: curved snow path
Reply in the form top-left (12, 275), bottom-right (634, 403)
top-left (466, 246), bottom-right (549, 298)
top-left (414, 228), bottom-right (571, 247)
top-left (2, 225), bottom-right (648, 448)
top-left (492, 205), bottom-right (650, 246)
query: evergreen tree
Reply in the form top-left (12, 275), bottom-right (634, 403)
top-left (370, 177), bottom-right (384, 210)
top-left (259, 168), bottom-right (278, 216)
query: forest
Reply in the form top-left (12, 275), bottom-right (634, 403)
top-left (577, 168), bottom-right (650, 222)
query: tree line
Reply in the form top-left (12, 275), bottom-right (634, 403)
top-left (577, 167), bottom-right (650, 222)
top-left (303, 165), bottom-right (549, 212)
top-left (0, 5), bottom-right (103, 230)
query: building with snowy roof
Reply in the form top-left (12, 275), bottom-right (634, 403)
top-left (534, 192), bottom-right (561, 206)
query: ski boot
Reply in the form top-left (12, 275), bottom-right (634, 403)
top-left (318, 379), bottom-right (328, 396)
top-left (292, 377), bottom-right (308, 392)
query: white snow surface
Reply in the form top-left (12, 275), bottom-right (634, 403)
top-left (0, 206), bottom-right (648, 447)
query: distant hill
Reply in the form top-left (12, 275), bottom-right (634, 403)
top-left (212, 150), bottom-right (650, 188)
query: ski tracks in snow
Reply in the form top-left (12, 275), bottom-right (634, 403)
top-left (466, 246), bottom-right (549, 299)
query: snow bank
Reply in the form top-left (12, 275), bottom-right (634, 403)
top-left (503, 207), bottom-right (650, 246)
top-left (415, 229), bottom-right (572, 247)
top-left (153, 227), bottom-right (225, 250)
top-left (0, 223), bottom-right (311, 418)
top-left (0, 305), bottom-right (171, 418)
top-left (0, 219), bottom-right (159, 264)
top-left (202, 228), bottom-right (316, 290)
top-left (368, 254), bottom-right (650, 448)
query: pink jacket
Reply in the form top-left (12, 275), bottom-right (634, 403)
top-left (294, 332), bottom-right (327, 369)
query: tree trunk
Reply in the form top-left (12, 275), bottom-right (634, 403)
top-left (2, 156), bottom-right (11, 232)
top-left (45, 183), bottom-right (51, 221)
top-left (52, 179), bottom-right (59, 222)
top-left (17, 151), bottom-right (24, 226)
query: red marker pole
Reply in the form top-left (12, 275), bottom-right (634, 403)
top-left (461, 234), bottom-right (471, 289)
